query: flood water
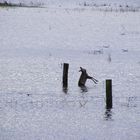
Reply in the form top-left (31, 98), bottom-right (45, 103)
top-left (0, 7), bottom-right (140, 140)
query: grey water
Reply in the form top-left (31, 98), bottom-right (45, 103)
top-left (0, 7), bottom-right (140, 140)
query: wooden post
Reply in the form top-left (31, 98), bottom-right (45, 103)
top-left (62, 63), bottom-right (69, 88)
top-left (106, 79), bottom-right (112, 109)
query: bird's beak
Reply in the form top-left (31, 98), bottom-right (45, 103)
top-left (79, 67), bottom-right (82, 72)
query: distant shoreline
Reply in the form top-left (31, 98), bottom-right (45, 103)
top-left (0, 2), bottom-right (41, 8)
top-left (0, 1), bottom-right (139, 12)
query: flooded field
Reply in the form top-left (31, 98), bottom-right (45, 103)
top-left (0, 6), bottom-right (140, 140)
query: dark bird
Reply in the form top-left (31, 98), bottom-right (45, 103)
top-left (78, 67), bottom-right (98, 87)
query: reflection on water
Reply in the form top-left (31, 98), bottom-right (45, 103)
top-left (104, 109), bottom-right (113, 121)
top-left (80, 86), bottom-right (88, 93)
top-left (62, 87), bottom-right (68, 94)
top-left (79, 100), bottom-right (88, 108)
top-left (79, 94), bottom-right (88, 108)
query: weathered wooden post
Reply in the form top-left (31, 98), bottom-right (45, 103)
top-left (62, 63), bottom-right (69, 88)
top-left (106, 79), bottom-right (112, 109)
